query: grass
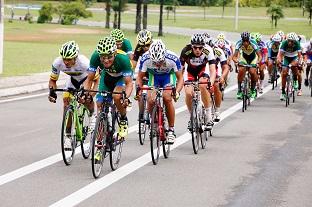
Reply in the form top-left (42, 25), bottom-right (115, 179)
top-left (2, 21), bottom-right (190, 77)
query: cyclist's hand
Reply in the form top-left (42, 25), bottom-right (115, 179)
top-left (48, 88), bottom-right (57, 103)
top-left (134, 86), bottom-right (142, 101)
top-left (121, 97), bottom-right (131, 108)
top-left (208, 85), bottom-right (214, 94)
top-left (219, 77), bottom-right (225, 85)
top-left (173, 92), bottom-right (180, 102)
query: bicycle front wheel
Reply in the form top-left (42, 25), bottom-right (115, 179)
top-left (150, 106), bottom-right (160, 165)
top-left (61, 106), bottom-right (76, 166)
top-left (139, 94), bottom-right (148, 145)
top-left (91, 113), bottom-right (107, 178)
top-left (191, 99), bottom-right (200, 154)
top-left (162, 116), bottom-right (170, 159)
top-left (200, 106), bottom-right (207, 149)
top-left (81, 108), bottom-right (92, 159)
top-left (110, 112), bottom-right (124, 171)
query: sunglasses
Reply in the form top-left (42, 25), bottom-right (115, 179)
top-left (142, 43), bottom-right (151, 48)
top-left (192, 46), bottom-right (204, 50)
top-left (100, 54), bottom-right (115, 60)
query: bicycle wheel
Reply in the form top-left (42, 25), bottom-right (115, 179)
top-left (191, 99), bottom-right (200, 154)
top-left (200, 106), bottom-right (207, 149)
top-left (81, 107), bottom-right (92, 159)
top-left (110, 112), bottom-right (124, 171)
top-left (292, 81), bottom-right (295, 103)
top-left (286, 80), bottom-right (290, 107)
top-left (61, 106), bottom-right (76, 166)
top-left (138, 94), bottom-right (148, 145)
top-left (91, 113), bottom-right (107, 178)
top-left (162, 115), bottom-right (170, 159)
top-left (150, 106), bottom-right (160, 165)
top-left (272, 67), bottom-right (277, 90)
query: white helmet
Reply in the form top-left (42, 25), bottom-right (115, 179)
top-left (217, 33), bottom-right (226, 40)
top-left (149, 39), bottom-right (166, 63)
top-left (272, 34), bottom-right (282, 42)
top-left (286, 32), bottom-right (298, 41)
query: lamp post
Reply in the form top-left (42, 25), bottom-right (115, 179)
top-left (0, 0), bottom-right (4, 74)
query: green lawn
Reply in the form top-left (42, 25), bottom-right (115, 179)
top-left (2, 21), bottom-right (190, 77)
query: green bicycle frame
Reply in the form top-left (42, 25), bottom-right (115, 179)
top-left (68, 97), bottom-right (86, 141)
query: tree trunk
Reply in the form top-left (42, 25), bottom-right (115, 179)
top-left (310, 9), bottom-right (312, 25)
top-left (105, 0), bottom-right (111, 28)
top-left (167, 9), bottom-right (169, 20)
top-left (222, 0), bottom-right (225, 18)
top-left (118, 0), bottom-right (121, 29)
top-left (274, 16), bottom-right (277, 28)
top-left (114, 11), bottom-right (118, 28)
top-left (204, 6), bottom-right (206, 20)
top-left (143, 2), bottom-right (147, 29)
top-left (158, 0), bottom-right (164, 36)
top-left (135, 0), bottom-right (142, 33)
top-left (174, 7), bottom-right (176, 22)
top-left (271, 15), bottom-right (274, 28)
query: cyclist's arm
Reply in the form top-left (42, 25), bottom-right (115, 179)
top-left (136, 71), bottom-right (146, 89)
top-left (175, 71), bottom-right (184, 94)
top-left (49, 79), bottom-right (57, 90)
top-left (124, 75), bottom-right (133, 99)
top-left (49, 61), bottom-right (60, 90)
top-left (220, 62), bottom-right (229, 83)
top-left (209, 63), bottom-right (216, 84)
top-left (232, 50), bottom-right (239, 63)
top-left (256, 50), bottom-right (262, 64)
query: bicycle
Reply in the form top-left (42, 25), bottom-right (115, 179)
top-left (90, 90), bottom-right (127, 178)
top-left (184, 81), bottom-right (209, 154)
top-left (306, 61), bottom-right (312, 97)
top-left (238, 63), bottom-right (256, 112)
top-left (270, 57), bottom-right (279, 90)
top-left (282, 64), bottom-right (296, 107)
top-left (53, 88), bottom-right (93, 166)
top-left (138, 86), bottom-right (174, 165)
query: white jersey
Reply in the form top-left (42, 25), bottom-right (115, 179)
top-left (213, 47), bottom-right (227, 77)
top-left (50, 54), bottom-right (89, 82)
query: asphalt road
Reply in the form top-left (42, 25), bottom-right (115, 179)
top-left (0, 73), bottom-right (312, 207)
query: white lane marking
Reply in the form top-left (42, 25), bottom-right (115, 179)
top-left (49, 83), bottom-right (274, 207)
top-left (0, 92), bottom-right (48, 104)
top-left (0, 84), bottom-right (239, 186)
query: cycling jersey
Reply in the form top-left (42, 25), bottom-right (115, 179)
top-left (257, 41), bottom-right (268, 63)
top-left (235, 39), bottom-right (259, 65)
top-left (267, 41), bottom-right (280, 59)
top-left (279, 40), bottom-right (301, 57)
top-left (303, 43), bottom-right (312, 60)
top-left (139, 50), bottom-right (181, 87)
top-left (180, 44), bottom-right (216, 81)
top-left (121, 38), bottom-right (133, 55)
top-left (212, 47), bottom-right (227, 77)
top-left (133, 44), bottom-right (145, 62)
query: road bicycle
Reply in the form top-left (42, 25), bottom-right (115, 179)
top-left (136, 78), bottom-right (149, 145)
top-left (238, 64), bottom-right (256, 112)
top-left (270, 57), bottom-right (279, 90)
top-left (283, 64), bottom-right (296, 107)
top-left (53, 88), bottom-right (93, 165)
top-left (90, 90), bottom-right (127, 178)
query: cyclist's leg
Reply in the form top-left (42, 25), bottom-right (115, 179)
top-left (198, 75), bottom-right (213, 129)
top-left (237, 55), bottom-right (248, 99)
top-left (290, 57), bottom-right (299, 90)
top-left (259, 62), bottom-right (266, 91)
top-left (213, 79), bottom-right (222, 121)
top-left (184, 72), bottom-right (195, 113)
top-left (268, 58), bottom-right (274, 82)
top-left (280, 57), bottom-right (290, 100)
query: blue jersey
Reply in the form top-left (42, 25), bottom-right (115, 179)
top-left (139, 50), bottom-right (182, 75)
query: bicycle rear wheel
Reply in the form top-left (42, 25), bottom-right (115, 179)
top-left (91, 113), bottom-right (107, 178)
top-left (150, 106), bottom-right (160, 165)
top-left (286, 80), bottom-right (290, 107)
top-left (81, 108), bottom-right (92, 159)
top-left (61, 106), bottom-right (76, 166)
top-left (139, 94), bottom-right (148, 145)
top-left (200, 106), bottom-right (207, 149)
top-left (162, 116), bottom-right (170, 159)
top-left (110, 112), bottom-right (124, 171)
top-left (191, 99), bottom-right (200, 154)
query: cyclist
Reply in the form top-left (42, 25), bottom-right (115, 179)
top-left (216, 38), bottom-right (234, 73)
top-left (180, 33), bottom-right (216, 131)
top-left (303, 38), bottom-right (312, 87)
top-left (136, 39), bottom-right (183, 144)
top-left (132, 29), bottom-right (153, 133)
top-left (84, 36), bottom-right (133, 138)
top-left (110, 29), bottom-right (133, 59)
top-left (277, 32), bottom-right (303, 100)
top-left (48, 41), bottom-right (95, 115)
top-left (232, 31), bottom-right (262, 99)
top-left (209, 39), bottom-right (230, 121)
top-left (251, 33), bottom-right (268, 94)
top-left (267, 34), bottom-right (282, 83)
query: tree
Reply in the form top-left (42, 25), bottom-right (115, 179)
top-left (305, 0), bottom-right (312, 25)
top-left (266, 4), bottom-right (284, 28)
top-left (198, 0), bottom-right (209, 20)
top-left (105, 0), bottom-right (112, 28)
top-left (59, 2), bottom-right (92, 25)
top-left (111, 0), bottom-right (127, 29)
top-left (172, 0), bottom-right (180, 22)
top-left (142, 0), bottom-right (148, 29)
top-left (37, 3), bottom-right (54, 23)
top-left (135, 0), bottom-right (143, 33)
top-left (158, 0), bottom-right (164, 36)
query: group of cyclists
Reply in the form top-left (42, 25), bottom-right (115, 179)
top-left (48, 28), bottom-right (312, 149)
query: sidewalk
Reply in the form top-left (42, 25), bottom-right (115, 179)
top-left (0, 72), bottom-right (66, 98)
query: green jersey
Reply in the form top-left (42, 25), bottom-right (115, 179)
top-left (280, 40), bottom-right (301, 57)
top-left (121, 38), bottom-right (133, 55)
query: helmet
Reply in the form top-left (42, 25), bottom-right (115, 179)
top-left (286, 32), bottom-right (298, 41)
top-left (272, 34), bottom-right (282, 42)
top-left (97, 36), bottom-right (117, 55)
top-left (216, 39), bottom-right (225, 49)
top-left (191, 33), bottom-right (205, 45)
top-left (59, 41), bottom-right (79, 59)
top-left (149, 39), bottom-right (166, 63)
top-left (277, 30), bottom-right (284, 38)
top-left (254, 33), bottom-right (262, 42)
top-left (137, 29), bottom-right (153, 46)
top-left (217, 33), bottom-right (226, 40)
top-left (241, 31), bottom-right (250, 41)
top-left (110, 29), bottom-right (124, 42)
top-left (202, 32), bottom-right (210, 44)
top-left (208, 38), bottom-right (217, 48)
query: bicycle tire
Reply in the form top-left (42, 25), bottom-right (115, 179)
top-left (200, 106), bottom-right (207, 149)
top-left (91, 113), bottom-right (107, 178)
top-left (138, 94), bottom-right (147, 145)
top-left (81, 107), bottom-right (92, 159)
top-left (272, 66), bottom-right (277, 90)
top-left (61, 106), bottom-right (76, 166)
top-left (110, 112), bottom-right (124, 171)
top-left (286, 79), bottom-right (290, 107)
top-left (162, 115), bottom-right (170, 159)
top-left (191, 99), bottom-right (200, 154)
top-left (150, 106), bottom-right (160, 165)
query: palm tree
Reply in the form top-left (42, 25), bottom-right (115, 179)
top-left (143, 0), bottom-right (148, 29)
top-left (172, 0), bottom-right (180, 22)
top-left (266, 4), bottom-right (284, 28)
top-left (158, 0), bottom-right (164, 36)
top-left (305, 0), bottom-right (312, 25)
top-left (111, 0), bottom-right (127, 29)
top-left (198, 0), bottom-right (209, 20)
top-left (105, 0), bottom-right (112, 28)
top-left (135, 0), bottom-right (143, 33)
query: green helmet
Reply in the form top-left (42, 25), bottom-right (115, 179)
top-left (97, 36), bottom-right (117, 55)
top-left (137, 29), bottom-right (153, 45)
top-left (59, 41), bottom-right (79, 59)
top-left (110, 29), bottom-right (124, 42)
